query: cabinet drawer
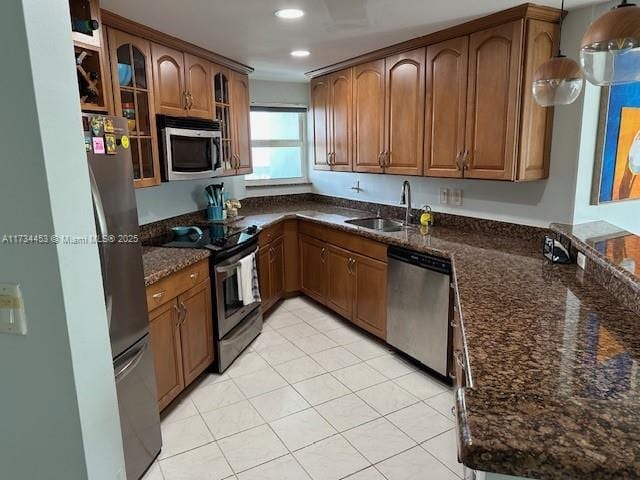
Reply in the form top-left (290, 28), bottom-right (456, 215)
top-left (259, 222), bottom-right (284, 246)
top-left (299, 221), bottom-right (387, 262)
top-left (299, 221), bottom-right (327, 242)
top-left (146, 259), bottom-right (209, 311)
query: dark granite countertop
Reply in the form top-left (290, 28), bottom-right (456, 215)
top-left (141, 202), bottom-right (640, 478)
top-left (142, 246), bottom-right (210, 286)
top-left (233, 203), bottom-right (640, 479)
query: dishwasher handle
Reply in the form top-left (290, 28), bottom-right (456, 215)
top-left (388, 246), bottom-right (451, 275)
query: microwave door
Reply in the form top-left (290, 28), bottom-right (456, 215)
top-left (164, 127), bottom-right (220, 181)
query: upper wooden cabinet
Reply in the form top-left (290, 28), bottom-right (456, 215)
top-left (384, 49), bottom-right (425, 176)
top-left (311, 77), bottom-right (331, 170)
top-left (151, 43), bottom-right (186, 117)
top-left (310, 5), bottom-right (561, 182)
top-left (107, 28), bottom-right (161, 187)
top-left (353, 60), bottom-right (386, 173)
top-left (424, 37), bottom-right (469, 178)
top-left (184, 53), bottom-right (214, 119)
top-left (311, 70), bottom-right (353, 171)
top-left (151, 44), bottom-right (213, 119)
top-left (465, 21), bottom-right (523, 180)
top-left (328, 70), bottom-right (353, 172)
top-left (230, 72), bottom-right (252, 175)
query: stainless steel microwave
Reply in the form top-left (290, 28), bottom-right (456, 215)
top-left (157, 115), bottom-right (222, 181)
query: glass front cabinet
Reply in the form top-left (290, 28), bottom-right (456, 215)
top-left (107, 28), bottom-right (161, 187)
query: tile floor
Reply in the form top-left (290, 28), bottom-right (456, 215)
top-left (145, 296), bottom-right (463, 480)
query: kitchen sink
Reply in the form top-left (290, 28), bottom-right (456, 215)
top-left (345, 217), bottom-right (405, 232)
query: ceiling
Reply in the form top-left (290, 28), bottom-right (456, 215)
top-left (101, 0), bottom-right (602, 82)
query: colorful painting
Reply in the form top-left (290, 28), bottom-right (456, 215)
top-left (592, 83), bottom-right (640, 204)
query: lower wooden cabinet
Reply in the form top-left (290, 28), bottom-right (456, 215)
top-left (299, 224), bottom-right (388, 340)
top-left (179, 278), bottom-right (214, 385)
top-left (258, 229), bottom-right (285, 312)
top-left (326, 245), bottom-right (354, 319)
top-left (147, 271), bottom-right (214, 410)
top-left (300, 234), bottom-right (328, 303)
top-left (352, 253), bottom-right (387, 338)
top-left (148, 300), bottom-right (184, 410)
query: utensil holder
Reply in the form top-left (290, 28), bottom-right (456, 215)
top-left (207, 205), bottom-right (223, 221)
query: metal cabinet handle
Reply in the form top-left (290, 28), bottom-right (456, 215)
top-left (182, 91), bottom-right (188, 109)
top-left (186, 91), bottom-right (194, 109)
top-left (152, 290), bottom-right (166, 300)
top-left (347, 258), bottom-right (356, 274)
top-left (456, 151), bottom-right (462, 170)
top-left (190, 272), bottom-right (198, 281)
top-left (383, 151), bottom-right (391, 167)
top-left (378, 152), bottom-right (384, 167)
top-left (173, 303), bottom-right (181, 326)
top-left (320, 247), bottom-right (326, 263)
top-left (179, 301), bottom-right (187, 325)
top-left (462, 150), bottom-right (470, 171)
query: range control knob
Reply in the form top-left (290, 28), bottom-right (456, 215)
top-left (247, 225), bottom-right (258, 234)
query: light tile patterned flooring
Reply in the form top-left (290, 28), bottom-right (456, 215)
top-left (144, 296), bottom-right (462, 480)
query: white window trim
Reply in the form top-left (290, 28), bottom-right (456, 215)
top-left (245, 104), bottom-right (308, 187)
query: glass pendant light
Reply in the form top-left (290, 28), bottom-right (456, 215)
top-left (532, 0), bottom-right (584, 106)
top-left (580, 0), bottom-right (640, 86)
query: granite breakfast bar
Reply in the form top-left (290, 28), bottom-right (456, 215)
top-left (141, 200), bottom-right (640, 479)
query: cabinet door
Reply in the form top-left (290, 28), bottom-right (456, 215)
top-left (385, 48), bottom-right (426, 176)
top-left (424, 37), bottom-right (468, 178)
top-left (353, 60), bottom-right (386, 173)
top-left (213, 66), bottom-right (235, 174)
top-left (328, 69), bottom-right (352, 172)
top-left (148, 300), bottom-right (184, 410)
top-left (299, 234), bottom-right (327, 303)
top-left (311, 76), bottom-right (331, 170)
top-left (108, 28), bottom-right (161, 188)
top-left (326, 245), bottom-right (354, 320)
top-left (465, 21), bottom-right (523, 180)
top-left (518, 19), bottom-right (558, 181)
top-left (270, 237), bottom-right (285, 301)
top-left (184, 53), bottom-right (213, 119)
top-left (231, 72), bottom-right (252, 175)
top-left (258, 244), bottom-right (273, 310)
top-left (352, 254), bottom-right (387, 340)
top-left (178, 279), bottom-right (214, 386)
top-left (151, 43), bottom-right (186, 117)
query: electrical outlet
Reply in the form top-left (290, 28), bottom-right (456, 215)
top-left (451, 189), bottom-right (463, 206)
top-left (577, 252), bottom-right (586, 270)
top-left (439, 188), bottom-right (449, 204)
top-left (0, 283), bottom-right (27, 335)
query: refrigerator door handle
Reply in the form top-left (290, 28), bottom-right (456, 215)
top-left (114, 339), bottom-right (148, 383)
top-left (89, 166), bottom-right (113, 327)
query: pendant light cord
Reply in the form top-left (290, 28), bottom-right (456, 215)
top-left (557, 0), bottom-right (565, 57)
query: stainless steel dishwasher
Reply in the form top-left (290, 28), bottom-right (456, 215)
top-left (387, 246), bottom-right (452, 377)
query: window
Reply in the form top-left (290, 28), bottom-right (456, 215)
top-left (245, 106), bottom-right (307, 185)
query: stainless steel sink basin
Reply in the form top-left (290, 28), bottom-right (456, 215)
top-left (345, 217), bottom-right (405, 232)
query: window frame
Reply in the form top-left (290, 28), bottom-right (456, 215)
top-left (245, 104), bottom-right (309, 187)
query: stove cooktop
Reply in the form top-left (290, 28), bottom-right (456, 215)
top-left (161, 224), bottom-right (259, 252)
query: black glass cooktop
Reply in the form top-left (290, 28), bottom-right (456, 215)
top-left (161, 224), bottom-right (258, 252)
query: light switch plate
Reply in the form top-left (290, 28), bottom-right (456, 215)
top-left (0, 283), bottom-right (27, 335)
top-left (577, 252), bottom-right (586, 270)
top-left (439, 188), bottom-right (449, 204)
top-left (451, 189), bottom-right (463, 206)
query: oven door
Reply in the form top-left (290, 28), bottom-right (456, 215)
top-left (214, 246), bottom-right (260, 339)
top-left (163, 127), bottom-right (221, 181)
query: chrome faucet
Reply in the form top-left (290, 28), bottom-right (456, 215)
top-left (399, 180), bottom-right (412, 226)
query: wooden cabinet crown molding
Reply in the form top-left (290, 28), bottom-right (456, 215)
top-left (305, 3), bottom-right (561, 78)
top-left (101, 9), bottom-right (254, 74)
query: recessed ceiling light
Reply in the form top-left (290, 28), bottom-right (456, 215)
top-left (275, 8), bottom-right (305, 19)
top-left (290, 50), bottom-right (310, 57)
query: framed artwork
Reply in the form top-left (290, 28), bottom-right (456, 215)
top-left (591, 82), bottom-right (640, 204)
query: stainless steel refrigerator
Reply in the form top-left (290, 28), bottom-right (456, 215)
top-left (83, 114), bottom-right (162, 479)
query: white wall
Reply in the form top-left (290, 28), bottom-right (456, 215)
top-left (0, 1), bottom-right (125, 478)
top-left (136, 79), bottom-right (312, 224)
top-left (569, 2), bottom-right (640, 234)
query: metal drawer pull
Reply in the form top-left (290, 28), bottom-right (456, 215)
top-left (190, 272), bottom-right (198, 280)
top-left (152, 291), bottom-right (166, 300)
